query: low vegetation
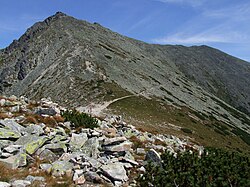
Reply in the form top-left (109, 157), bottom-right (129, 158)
top-left (138, 147), bottom-right (250, 187)
top-left (61, 109), bottom-right (98, 129)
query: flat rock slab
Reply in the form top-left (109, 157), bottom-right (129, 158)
top-left (0, 151), bottom-right (27, 169)
top-left (103, 137), bottom-right (127, 146)
top-left (51, 160), bottom-right (74, 177)
top-left (0, 182), bottom-right (11, 187)
top-left (103, 141), bottom-right (132, 152)
top-left (16, 135), bottom-right (49, 155)
top-left (0, 119), bottom-right (25, 132)
top-left (101, 162), bottom-right (128, 182)
top-left (11, 180), bottom-right (31, 187)
top-left (69, 133), bottom-right (88, 151)
top-left (0, 128), bottom-right (21, 139)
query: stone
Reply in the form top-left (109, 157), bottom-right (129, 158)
top-left (0, 152), bottom-right (13, 158)
top-left (121, 162), bottom-right (133, 169)
top-left (0, 140), bottom-right (12, 149)
top-left (101, 162), bottom-right (128, 182)
top-left (145, 149), bottom-right (162, 166)
top-left (51, 160), bottom-right (74, 177)
top-left (16, 135), bottom-right (49, 155)
top-left (35, 107), bottom-right (57, 116)
top-left (0, 151), bottom-right (27, 169)
top-left (0, 99), bottom-right (6, 106)
top-left (81, 137), bottom-right (100, 158)
top-left (120, 158), bottom-right (138, 166)
top-left (38, 149), bottom-right (58, 162)
top-left (11, 180), bottom-right (31, 187)
top-left (25, 175), bottom-right (45, 183)
top-left (102, 128), bottom-right (117, 137)
top-left (103, 137), bottom-right (127, 146)
top-left (0, 182), bottom-right (10, 187)
top-left (40, 163), bottom-right (52, 173)
top-left (0, 119), bottom-right (25, 132)
top-left (138, 166), bottom-right (146, 172)
top-left (0, 128), bottom-right (21, 139)
top-left (25, 124), bottom-right (44, 135)
top-left (102, 141), bottom-right (132, 152)
top-left (136, 148), bottom-right (146, 155)
top-left (69, 133), bottom-right (88, 151)
top-left (3, 145), bottom-right (22, 153)
top-left (42, 142), bottom-right (67, 153)
top-left (74, 175), bottom-right (86, 185)
top-left (84, 171), bottom-right (104, 183)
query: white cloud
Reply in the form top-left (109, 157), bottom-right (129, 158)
top-left (154, 0), bottom-right (206, 7)
top-left (152, 30), bottom-right (248, 45)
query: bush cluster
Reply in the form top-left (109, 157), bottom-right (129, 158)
top-left (138, 147), bottom-right (250, 187)
top-left (61, 109), bottom-right (98, 129)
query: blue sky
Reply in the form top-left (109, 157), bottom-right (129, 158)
top-left (1, 0), bottom-right (250, 61)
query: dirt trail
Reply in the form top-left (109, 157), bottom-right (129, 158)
top-left (76, 95), bottom-right (134, 116)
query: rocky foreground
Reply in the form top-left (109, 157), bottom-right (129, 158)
top-left (0, 96), bottom-right (203, 186)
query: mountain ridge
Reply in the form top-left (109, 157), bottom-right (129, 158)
top-left (0, 12), bottom-right (249, 151)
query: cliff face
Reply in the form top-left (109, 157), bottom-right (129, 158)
top-left (0, 12), bottom-right (249, 144)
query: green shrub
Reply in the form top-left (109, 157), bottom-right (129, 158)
top-left (61, 109), bottom-right (98, 129)
top-left (138, 147), bottom-right (250, 187)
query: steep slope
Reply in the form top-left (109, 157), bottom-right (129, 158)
top-left (0, 12), bottom-right (249, 152)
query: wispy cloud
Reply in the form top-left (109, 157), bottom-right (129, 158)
top-left (152, 28), bottom-right (248, 45)
top-left (154, 0), bottom-right (206, 7)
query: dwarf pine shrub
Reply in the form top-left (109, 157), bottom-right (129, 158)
top-left (62, 109), bottom-right (98, 129)
top-left (138, 147), bottom-right (250, 187)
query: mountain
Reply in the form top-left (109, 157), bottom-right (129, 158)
top-left (0, 12), bottom-right (249, 152)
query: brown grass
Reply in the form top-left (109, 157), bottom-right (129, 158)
top-left (0, 112), bottom-right (10, 119)
top-left (42, 116), bottom-right (58, 127)
top-left (53, 115), bottom-right (65, 123)
top-left (24, 115), bottom-right (39, 124)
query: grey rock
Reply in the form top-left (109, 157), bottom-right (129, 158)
top-left (69, 133), bottom-right (88, 151)
top-left (42, 142), bottom-right (67, 153)
top-left (40, 163), bottom-right (52, 173)
top-left (0, 151), bottom-right (27, 169)
top-left (84, 171), bottom-right (104, 183)
top-left (145, 149), bottom-right (162, 166)
top-left (101, 162), bottom-right (128, 182)
top-left (81, 137), bottom-right (100, 158)
top-left (0, 140), bottom-right (12, 149)
top-left (120, 158), bottom-right (138, 166)
top-left (24, 124), bottom-right (44, 135)
top-left (38, 149), bottom-right (58, 162)
top-left (51, 160), bottom-right (74, 177)
top-left (102, 141), bottom-right (132, 152)
top-left (0, 119), bottom-right (25, 132)
top-left (0, 182), bottom-right (11, 187)
top-left (103, 137), bottom-right (127, 146)
top-left (0, 128), bottom-right (21, 139)
top-left (35, 107), bottom-right (57, 116)
top-left (25, 175), bottom-right (45, 182)
top-left (15, 135), bottom-right (49, 155)
top-left (136, 148), bottom-right (146, 155)
top-left (3, 145), bottom-right (22, 153)
top-left (0, 99), bottom-right (6, 106)
top-left (11, 180), bottom-right (31, 187)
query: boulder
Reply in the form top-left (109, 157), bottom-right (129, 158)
top-left (24, 124), bottom-right (44, 135)
top-left (3, 145), bottom-right (22, 153)
top-left (0, 151), bottom-right (27, 169)
top-left (51, 160), bottom-right (74, 177)
top-left (0, 182), bottom-right (11, 187)
top-left (81, 137), bottom-right (99, 158)
top-left (103, 137), bottom-right (127, 146)
top-left (145, 149), bottom-right (162, 166)
top-left (35, 107), bottom-right (57, 116)
top-left (101, 162), bottom-right (128, 182)
top-left (0, 128), bottom-right (21, 139)
top-left (69, 133), bottom-right (88, 151)
top-left (84, 171), bottom-right (104, 183)
top-left (11, 180), bottom-right (31, 187)
top-left (40, 163), bottom-right (52, 173)
top-left (38, 149), bottom-right (58, 162)
top-left (25, 175), bottom-right (45, 183)
top-left (16, 135), bottom-right (49, 155)
top-left (102, 141), bottom-right (132, 152)
top-left (0, 119), bottom-right (25, 132)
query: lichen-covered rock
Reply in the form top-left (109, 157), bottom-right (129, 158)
top-left (16, 135), bottom-right (49, 155)
top-left (81, 137), bottom-right (100, 158)
top-left (101, 162), bottom-right (128, 182)
top-left (0, 181), bottom-right (11, 187)
top-left (69, 133), bottom-right (88, 151)
top-left (0, 119), bottom-right (25, 132)
top-left (51, 160), bottom-right (73, 177)
top-left (0, 128), bottom-right (21, 139)
top-left (0, 151), bottom-right (27, 169)
top-left (102, 141), bottom-right (132, 152)
top-left (103, 137), bottom-right (127, 146)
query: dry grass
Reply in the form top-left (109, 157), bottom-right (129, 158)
top-left (0, 112), bottom-right (10, 119)
top-left (109, 96), bottom-right (250, 154)
top-left (53, 115), bottom-right (65, 123)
